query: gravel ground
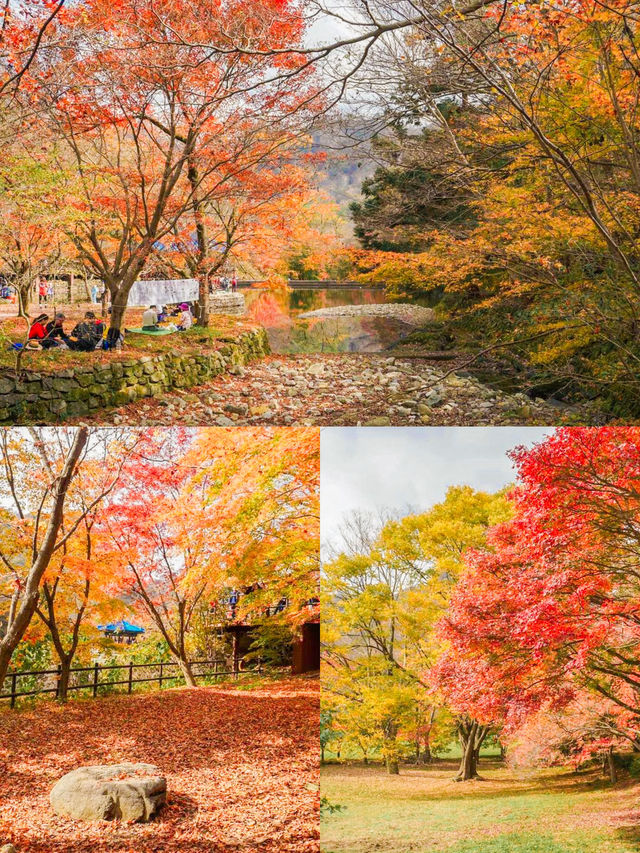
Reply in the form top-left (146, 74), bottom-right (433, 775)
top-left (69, 353), bottom-right (588, 426)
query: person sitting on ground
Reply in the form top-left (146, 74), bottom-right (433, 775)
top-left (141, 304), bottom-right (159, 331)
top-left (157, 305), bottom-right (168, 323)
top-left (29, 314), bottom-right (49, 340)
top-left (43, 312), bottom-right (69, 349)
top-left (177, 302), bottom-right (193, 330)
top-left (67, 311), bottom-right (104, 351)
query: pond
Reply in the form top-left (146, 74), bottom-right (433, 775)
top-left (243, 285), bottom-right (414, 354)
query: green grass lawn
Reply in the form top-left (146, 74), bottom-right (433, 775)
top-left (321, 760), bottom-right (640, 853)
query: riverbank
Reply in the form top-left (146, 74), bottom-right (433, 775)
top-left (0, 314), bottom-right (268, 423)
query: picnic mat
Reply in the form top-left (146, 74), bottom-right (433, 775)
top-left (125, 327), bottom-right (177, 336)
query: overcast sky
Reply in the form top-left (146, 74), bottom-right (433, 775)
top-left (320, 427), bottom-right (554, 547)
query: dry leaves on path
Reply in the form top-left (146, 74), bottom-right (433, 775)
top-left (0, 676), bottom-right (319, 853)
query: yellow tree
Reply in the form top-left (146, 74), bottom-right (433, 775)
top-left (323, 487), bottom-right (512, 776)
top-left (187, 427), bottom-right (320, 631)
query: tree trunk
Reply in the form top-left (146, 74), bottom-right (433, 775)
top-left (187, 157), bottom-right (210, 328)
top-left (177, 656), bottom-right (197, 688)
top-left (606, 747), bottom-right (618, 784)
top-left (383, 720), bottom-right (399, 775)
top-left (17, 286), bottom-right (29, 317)
top-left (456, 721), bottom-right (480, 781)
top-left (198, 273), bottom-right (209, 327)
top-left (457, 736), bottom-right (478, 781)
top-left (422, 706), bottom-right (436, 764)
top-left (321, 745), bottom-right (325, 764)
top-left (107, 291), bottom-right (127, 344)
top-left (57, 656), bottom-right (72, 702)
top-left (0, 429), bottom-right (88, 686)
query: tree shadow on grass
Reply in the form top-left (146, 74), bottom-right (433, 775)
top-left (614, 825), bottom-right (640, 847)
top-left (331, 759), bottom-right (640, 804)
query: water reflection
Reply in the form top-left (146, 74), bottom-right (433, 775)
top-left (243, 286), bottom-right (411, 353)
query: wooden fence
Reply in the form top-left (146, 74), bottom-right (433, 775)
top-left (0, 657), bottom-right (246, 708)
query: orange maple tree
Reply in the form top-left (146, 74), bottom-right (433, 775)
top-left (9, 0), bottom-right (319, 337)
top-left (94, 427), bottom-right (319, 684)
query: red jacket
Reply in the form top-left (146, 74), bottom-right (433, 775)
top-left (29, 322), bottom-right (47, 340)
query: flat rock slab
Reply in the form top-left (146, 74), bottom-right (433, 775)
top-left (50, 763), bottom-right (166, 823)
top-left (300, 303), bottom-right (434, 325)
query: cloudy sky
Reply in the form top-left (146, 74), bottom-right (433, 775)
top-left (320, 427), bottom-right (554, 546)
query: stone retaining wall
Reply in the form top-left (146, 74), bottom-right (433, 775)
top-left (0, 327), bottom-right (269, 423)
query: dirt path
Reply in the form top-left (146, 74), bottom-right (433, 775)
top-left (70, 353), bottom-right (587, 426)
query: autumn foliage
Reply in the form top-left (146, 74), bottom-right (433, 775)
top-left (334, 0), bottom-right (640, 412)
top-left (439, 428), bottom-right (640, 769)
top-left (323, 428), bottom-right (640, 782)
top-left (0, 426), bottom-right (319, 697)
top-left (0, 0), bottom-right (330, 328)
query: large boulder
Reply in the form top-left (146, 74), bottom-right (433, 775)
top-left (50, 763), bottom-right (166, 823)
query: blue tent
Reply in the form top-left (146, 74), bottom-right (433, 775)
top-left (98, 620), bottom-right (145, 636)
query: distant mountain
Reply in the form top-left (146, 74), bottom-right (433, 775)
top-left (311, 131), bottom-right (375, 209)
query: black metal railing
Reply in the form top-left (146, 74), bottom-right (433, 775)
top-left (0, 657), bottom-right (248, 708)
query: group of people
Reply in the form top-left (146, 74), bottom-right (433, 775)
top-left (38, 276), bottom-right (104, 306)
top-left (141, 302), bottom-right (193, 332)
top-left (209, 275), bottom-right (238, 293)
top-left (24, 301), bottom-right (194, 354)
top-left (0, 275), bottom-right (14, 301)
top-left (28, 311), bottom-right (105, 351)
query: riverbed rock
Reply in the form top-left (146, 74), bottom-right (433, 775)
top-left (50, 763), bottom-right (166, 823)
top-left (364, 416), bottom-right (391, 426)
top-left (65, 353), bottom-right (592, 426)
top-left (224, 402), bottom-right (249, 416)
top-left (300, 303), bottom-right (434, 325)
top-left (209, 291), bottom-right (246, 315)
